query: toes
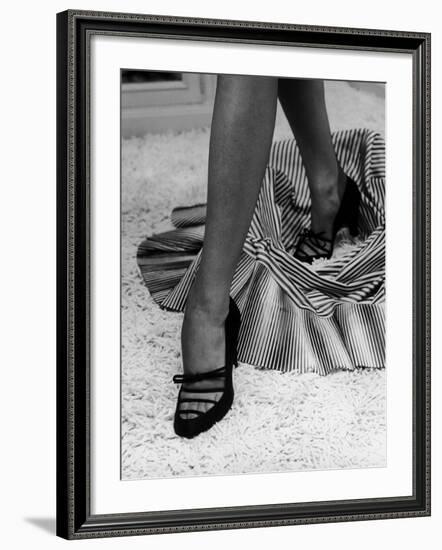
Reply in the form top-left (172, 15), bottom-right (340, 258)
top-left (177, 389), bottom-right (221, 420)
top-left (176, 376), bottom-right (226, 422)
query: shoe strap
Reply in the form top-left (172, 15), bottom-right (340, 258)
top-left (299, 228), bottom-right (332, 250)
top-left (294, 228), bottom-right (333, 263)
top-left (172, 365), bottom-right (227, 384)
top-left (178, 397), bottom-right (219, 404)
top-left (300, 227), bottom-right (332, 244)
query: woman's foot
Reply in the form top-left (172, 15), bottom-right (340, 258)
top-left (178, 290), bottom-right (230, 419)
top-left (294, 167), bottom-right (347, 261)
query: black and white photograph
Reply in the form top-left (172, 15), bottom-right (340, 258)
top-left (121, 71), bottom-right (386, 480)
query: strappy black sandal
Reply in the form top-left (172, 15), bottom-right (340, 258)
top-left (294, 175), bottom-right (361, 264)
top-left (172, 296), bottom-right (241, 439)
top-left (294, 228), bottom-right (333, 264)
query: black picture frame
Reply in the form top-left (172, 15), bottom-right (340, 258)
top-left (56, 9), bottom-right (431, 540)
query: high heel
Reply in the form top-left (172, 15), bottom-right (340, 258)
top-left (293, 175), bottom-right (361, 264)
top-left (333, 175), bottom-right (360, 237)
top-left (172, 296), bottom-right (241, 439)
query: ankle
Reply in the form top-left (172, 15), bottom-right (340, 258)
top-left (308, 161), bottom-right (346, 194)
top-left (185, 287), bottom-right (229, 326)
top-left (310, 166), bottom-right (348, 216)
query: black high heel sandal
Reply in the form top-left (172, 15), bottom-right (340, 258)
top-left (294, 175), bottom-right (361, 264)
top-left (172, 296), bottom-right (241, 439)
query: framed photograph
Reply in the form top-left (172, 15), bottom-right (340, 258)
top-left (56, 9), bottom-right (431, 539)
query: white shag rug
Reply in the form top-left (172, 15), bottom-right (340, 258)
top-left (121, 81), bottom-right (386, 481)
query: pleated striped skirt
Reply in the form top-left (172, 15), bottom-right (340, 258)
top-left (137, 128), bottom-right (385, 374)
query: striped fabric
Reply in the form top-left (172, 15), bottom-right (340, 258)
top-left (137, 128), bottom-right (385, 374)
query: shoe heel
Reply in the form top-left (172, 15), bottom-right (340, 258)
top-left (228, 296), bottom-right (241, 368)
top-left (347, 186), bottom-right (360, 236)
top-left (335, 176), bottom-right (361, 237)
top-left (231, 329), bottom-right (239, 368)
top-left (348, 219), bottom-right (359, 237)
top-left (346, 199), bottom-right (360, 236)
top-left (231, 364), bottom-right (236, 393)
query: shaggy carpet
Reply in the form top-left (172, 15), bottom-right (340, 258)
top-left (121, 81), bottom-right (386, 480)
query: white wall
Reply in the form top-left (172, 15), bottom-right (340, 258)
top-left (0, 0), bottom-right (439, 548)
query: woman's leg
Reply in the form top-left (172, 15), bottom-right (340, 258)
top-left (277, 78), bottom-right (346, 240)
top-left (179, 74), bottom-right (279, 417)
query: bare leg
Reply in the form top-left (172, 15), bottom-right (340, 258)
top-left (278, 78), bottom-right (346, 241)
top-left (179, 75), bottom-right (278, 417)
